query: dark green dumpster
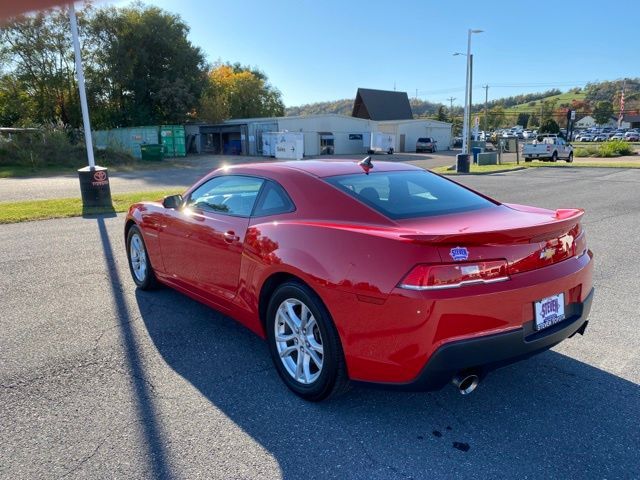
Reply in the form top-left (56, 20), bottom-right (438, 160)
top-left (140, 144), bottom-right (164, 161)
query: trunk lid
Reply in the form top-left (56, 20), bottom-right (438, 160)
top-left (396, 204), bottom-right (585, 274)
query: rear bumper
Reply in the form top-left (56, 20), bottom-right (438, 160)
top-left (358, 288), bottom-right (593, 392)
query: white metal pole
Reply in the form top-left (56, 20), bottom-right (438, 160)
top-left (461, 30), bottom-right (471, 155)
top-left (69, 2), bottom-right (95, 169)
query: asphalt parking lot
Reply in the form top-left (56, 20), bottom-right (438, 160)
top-left (1, 167), bottom-right (639, 479)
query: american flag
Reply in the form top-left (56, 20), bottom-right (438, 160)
top-left (618, 84), bottom-right (625, 127)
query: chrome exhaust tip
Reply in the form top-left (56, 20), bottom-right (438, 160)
top-left (452, 373), bottom-right (480, 395)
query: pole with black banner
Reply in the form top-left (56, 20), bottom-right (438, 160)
top-left (566, 109), bottom-right (576, 142)
top-left (69, 2), bottom-right (112, 208)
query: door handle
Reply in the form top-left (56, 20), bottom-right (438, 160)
top-left (223, 231), bottom-right (240, 243)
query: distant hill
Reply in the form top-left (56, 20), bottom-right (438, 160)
top-left (286, 98), bottom-right (445, 117)
top-left (286, 99), bottom-right (353, 116)
top-left (501, 90), bottom-right (587, 115)
top-left (285, 79), bottom-right (640, 122)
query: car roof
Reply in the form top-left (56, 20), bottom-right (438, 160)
top-left (218, 159), bottom-right (422, 178)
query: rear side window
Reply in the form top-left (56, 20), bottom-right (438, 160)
top-left (253, 181), bottom-right (295, 217)
top-left (325, 170), bottom-right (496, 219)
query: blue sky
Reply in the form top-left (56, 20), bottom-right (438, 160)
top-left (111, 0), bottom-right (636, 107)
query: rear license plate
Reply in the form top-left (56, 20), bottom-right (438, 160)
top-left (534, 293), bottom-right (565, 330)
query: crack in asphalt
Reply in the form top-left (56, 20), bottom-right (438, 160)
top-left (57, 420), bottom-right (135, 479)
top-left (92, 315), bottom-right (140, 351)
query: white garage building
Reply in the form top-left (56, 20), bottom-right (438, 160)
top-left (185, 88), bottom-right (452, 156)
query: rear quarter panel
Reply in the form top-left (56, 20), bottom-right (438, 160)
top-left (235, 217), bottom-right (443, 376)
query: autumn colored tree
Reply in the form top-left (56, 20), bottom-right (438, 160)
top-left (199, 63), bottom-right (284, 123)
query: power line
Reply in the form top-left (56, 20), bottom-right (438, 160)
top-left (416, 81), bottom-right (592, 97)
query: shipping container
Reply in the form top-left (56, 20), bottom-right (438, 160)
top-left (161, 125), bottom-right (186, 157)
top-left (93, 126), bottom-right (159, 159)
top-left (261, 132), bottom-right (277, 157)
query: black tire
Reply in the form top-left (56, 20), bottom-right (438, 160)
top-left (266, 281), bottom-right (349, 401)
top-left (126, 225), bottom-right (158, 290)
top-left (551, 151), bottom-right (558, 162)
top-left (566, 152), bottom-right (574, 163)
top-left (433, 145), bottom-right (437, 153)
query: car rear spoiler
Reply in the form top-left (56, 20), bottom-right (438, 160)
top-left (398, 208), bottom-right (584, 245)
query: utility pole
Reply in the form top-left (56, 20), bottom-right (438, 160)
top-left (447, 96), bottom-right (456, 120)
top-left (483, 84), bottom-right (489, 133)
top-left (416, 88), bottom-right (418, 100)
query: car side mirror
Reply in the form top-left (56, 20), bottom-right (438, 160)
top-left (162, 194), bottom-right (183, 209)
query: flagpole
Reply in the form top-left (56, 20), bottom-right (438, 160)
top-left (69, 2), bottom-right (95, 169)
top-left (69, 1), bottom-right (112, 208)
top-left (618, 79), bottom-right (626, 129)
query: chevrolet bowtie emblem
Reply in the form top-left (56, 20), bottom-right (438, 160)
top-left (540, 247), bottom-right (555, 260)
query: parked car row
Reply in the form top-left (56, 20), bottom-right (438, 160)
top-left (451, 127), bottom-right (639, 149)
top-left (574, 128), bottom-right (639, 142)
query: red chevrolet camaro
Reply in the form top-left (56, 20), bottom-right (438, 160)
top-left (125, 160), bottom-right (594, 401)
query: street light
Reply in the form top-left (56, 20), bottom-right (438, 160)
top-left (458, 29), bottom-right (483, 155)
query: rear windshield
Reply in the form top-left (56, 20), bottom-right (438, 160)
top-left (418, 138), bottom-right (431, 142)
top-left (325, 170), bottom-right (496, 219)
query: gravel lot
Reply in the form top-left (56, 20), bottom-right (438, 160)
top-left (1, 167), bottom-right (639, 479)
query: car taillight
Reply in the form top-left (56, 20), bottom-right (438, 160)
top-left (399, 260), bottom-right (509, 290)
top-left (573, 231), bottom-right (587, 257)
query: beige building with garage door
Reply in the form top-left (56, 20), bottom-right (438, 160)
top-left (185, 88), bottom-right (452, 156)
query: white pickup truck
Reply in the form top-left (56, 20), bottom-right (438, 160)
top-left (523, 135), bottom-right (573, 162)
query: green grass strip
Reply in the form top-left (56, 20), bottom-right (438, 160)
top-left (430, 164), bottom-right (527, 175)
top-left (0, 190), bottom-right (180, 224)
top-left (431, 160), bottom-right (640, 175)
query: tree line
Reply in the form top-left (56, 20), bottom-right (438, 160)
top-left (0, 4), bottom-right (285, 129)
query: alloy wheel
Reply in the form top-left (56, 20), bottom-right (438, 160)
top-left (274, 298), bottom-right (324, 384)
top-left (129, 233), bottom-right (147, 282)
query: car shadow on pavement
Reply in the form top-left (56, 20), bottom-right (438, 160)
top-left (133, 285), bottom-right (640, 479)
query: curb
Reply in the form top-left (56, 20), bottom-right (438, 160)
top-left (434, 166), bottom-right (528, 176)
